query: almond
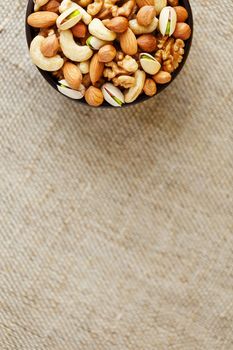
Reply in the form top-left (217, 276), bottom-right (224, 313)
top-left (42, 0), bottom-right (60, 13)
top-left (103, 17), bottom-right (129, 33)
top-left (63, 62), bottom-right (82, 90)
top-left (174, 6), bottom-right (188, 22)
top-left (85, 86), bottom-right (104, 106)
top-left (143, 78), bottom-right (157, 96)
top-left (137, 6), bottom-right (156, 26)
top-left (98, 45), bottom-right (116, 63)
top-left (152, 71), bottom-right (171, 84)
top-left (119, 28), bottom-right (138, 56)
top-left (27, 11), bottom-right (58, 28)
top-left (137, 34), bottom-right (157, 52)
top-left (41, 33), bottom-right (59, 57)
top-left (71, 22), bottom-right (87, 38)
top-left (89, 54), bottom-right (105, 84)
top-left (136, 0), bottom-right (154, 8)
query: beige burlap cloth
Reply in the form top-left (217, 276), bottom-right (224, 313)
top-left (0, 1), bottom-right (233, 349)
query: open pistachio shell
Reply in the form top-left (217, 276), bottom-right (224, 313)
top-left (86, 36), bottom-right (108, 50)
top-left (101, 83), bottom-right (125, 107)
top-left (159, 6), bottom-right (177, 36)
top-left (58, 79), bottom-right (85, 99)
top-left (139, 53), bottom-right (161, 75)
top-left (57, 7), bottom-right (82, 30)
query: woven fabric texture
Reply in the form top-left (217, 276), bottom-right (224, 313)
top-left (0, 0), bottom-right (233, 349)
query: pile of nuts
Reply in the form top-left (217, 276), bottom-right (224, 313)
top-left (27, 0), bottom-right (192, 107)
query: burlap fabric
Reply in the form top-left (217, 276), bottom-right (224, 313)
top-left (1, 1), bottom-right (233, 349)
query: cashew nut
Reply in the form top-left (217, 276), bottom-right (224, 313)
top-left (129, 17), bottom-right (158, 35)
top-left (34, 0), bottom-right (49, 11)
top-left (88, 18), bottom-right (116, 41)
top-left (124, 70), bottom-right (146, 103)
top-left (78, 60), bottom-right (90, 74)
top-left (30, 35), bottom-right (64, 71)
top-left (59, 0), bottom-right (92, 24)
top-left (60, 30), bottom-right (93, 62)
top-left (87, 0), bottom-right (103, 16)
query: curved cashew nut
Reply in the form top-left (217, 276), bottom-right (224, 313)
top-left (89, 18), bottom-right (116, 41)
top-left (60, 30), bottom-right (93, 62)
top-left (124, 70), bottom-right (146, 103)
top-left (30, 35), bottom-right (64, 71)
top-left (59, 0), bottom-right (92, 24)
top-left (34, 0), bottom-right (49, 11)
top-left (57, 7), bottom-right (82, 30)
top-left (87, 0), bottom-right (103, 16)
top-left (129, 17), bottom-right (158, 35)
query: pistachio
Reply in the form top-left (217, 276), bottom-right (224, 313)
top-left (57, 7), bottom-right (82, 30)
top-left (57, 79), bottom-right (85, 99)
top-left (86, 36), bottom-right (108, 50)
top-left (139, 53), bottom-right (161, 75)
top-left (159, 6), bottom-right (177, 36)
top-left (101, 83), bottom-right (125, 107)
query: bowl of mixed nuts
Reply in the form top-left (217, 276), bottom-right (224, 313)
top-left (26, 0), bottom-right (193, 107)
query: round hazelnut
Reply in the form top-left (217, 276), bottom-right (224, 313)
top-left (71, 22), bottom-right (87, 38)
top-left (137, 34), bottom-right (157, 53)
top-left (98, 45), bottom-right (117, 63)
top-left (173, 23), bottom-right (191, 40)
top-left (85, 86), bottom-right (104, 106)
top-left (174, 6), bottom-right (189, 22)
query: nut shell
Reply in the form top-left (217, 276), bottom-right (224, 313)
top-left (85, 86), bottom-right (104, 106)
top-left (63, 62), bottom-right (82, 90)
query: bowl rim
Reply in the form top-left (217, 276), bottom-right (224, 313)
top-left (25, 0), bottom-right (193, 108)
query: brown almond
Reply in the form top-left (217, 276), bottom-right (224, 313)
top-left (41, 33), bottom-right (59, 57)
top-left (98, 45), bottom-right (116, 63)
top-left (119, 28), bottom-right (138, 56)
top-left (27, 11), bottom-right (58, 28)
top-left (137, 34), bottom-right (157, 52)
top-left (174, 6), bottom-right (188, 22)
top-left (136, 0), bottom-right (154, 8)
top-left (63, 62), bottom-right (82, 90)
top-left (137, 6), bottom-right (156, 26)
top-left (173, 22), bottom-right (191, 40)
top-left (42, 0), bottom-right (60, 13)
top-left (143, 78), bottom-right (157, 96)
top-left (89, 54), bottom-right (105, 84)
top-left (71, 22), bottom-right (87, 38)
top-left (85, 86), bottom-right (104, 106)
top-left (104, 17), bottom-right (128, 33)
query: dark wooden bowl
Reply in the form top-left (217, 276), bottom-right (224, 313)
top-left (25, 0), bottom-right (193, 108)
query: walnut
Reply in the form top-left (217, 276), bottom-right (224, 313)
top-left (112, 0), bottom-right (135, 17)
top-left (113, 75), bottom-right (136, 88)
top-left (87, 0), bottom-right (103, 15)
top-left (118, 55), bottom-right (138, 73)
top-left (155, 35), bottom-right (185, 73)
top-left (103, 61), bottom-right (127, 80)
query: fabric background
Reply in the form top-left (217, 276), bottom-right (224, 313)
top-left (1, 1), bottom-right (233, 349)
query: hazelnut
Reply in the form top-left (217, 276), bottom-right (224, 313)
top-left (173, 22), bottom-right (191, 40)
top-left (174, 6), bottom-right (188, 22)
top-left (71, 22), bottom-right (87, 38)
top-left (137, 34), bottom-right (157, 52)
top-left (153, 71), bottom-right (171, 84)
top-left (98, 45), bottom-right (117, 63)
top-left (85, 86), bottom-right (104, 106)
